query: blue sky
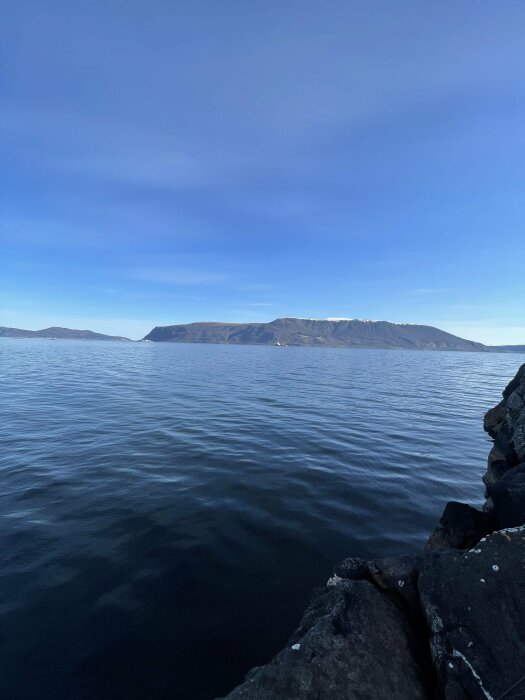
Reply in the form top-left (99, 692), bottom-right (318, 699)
top-left (2, 1), bottom-right (525, 343)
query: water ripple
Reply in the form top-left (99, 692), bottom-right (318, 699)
top-left (0, 339), bottom-right (523, 699)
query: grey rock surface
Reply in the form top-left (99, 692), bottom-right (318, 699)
top-left (419, 526), bottom-right (525, 699)
top-left (335, 554), bottom-right (422, 612)
top-left (220, 577), bottom-right (432, 700)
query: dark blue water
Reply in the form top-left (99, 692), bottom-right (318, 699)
top-left (1, 339), bottom-right (523, 700)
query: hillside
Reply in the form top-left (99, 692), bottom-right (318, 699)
top-left (492, 344), bottom-right (525, 353)
top-left (0, 326), bottom-right (130, 341)
top-left (142, 318), bottom-right (489, 351)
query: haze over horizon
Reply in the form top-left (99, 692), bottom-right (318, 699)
top-left (2, 1), bottom-right (525, 344)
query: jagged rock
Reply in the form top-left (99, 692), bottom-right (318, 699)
top-left (512, 412), bottom-right (525, 462)
top-left (419, 527), bottom-right (525, 699)
top-left (484, 364), bottom-right (525, 482)
top-left (426, 501), bottom-right (496, 550)
top-left (487, 462), bottom-right (525, 528)
top-left (334, 554), bottom-right (422, 612)
top-left (507, 389), bottom-right (525, 413)
top-left (329, 554), bottom-right (421, 617)
top-left (333, 557), bottom-right (371, 580)
top-left (483, 402), bottom-right (506, 437)
top-left (503, 366), bottom-right (525, 400)
top-left (218, 577), bottom-right (432, 699)
top-left (369, 554), bottom-right (422, 612)
top-left (485, 443), bottom-right (512, 483)
top-left (483, 422), bottom-right (519, 485)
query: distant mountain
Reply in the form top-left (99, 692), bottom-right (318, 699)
top-left (142, 317), bottom-right (490, 351)
top-left (491, 345), bottom-right (525, 353)
top-left (3, 320), bottom-right (522, 351)
top-left (0, 326), bottom-right (130, 341)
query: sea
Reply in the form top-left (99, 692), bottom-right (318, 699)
top-left (1, 338), bottom-right (523, 700)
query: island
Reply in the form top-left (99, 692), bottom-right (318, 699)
top-left (0, 326), bottom-right (130, 341)
top-left (143, 317), bottom-right (523, 353)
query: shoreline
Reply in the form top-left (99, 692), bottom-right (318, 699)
top-left (219, 363), bottom-right (525, 699)
top-left (2, 336), bottom-right (525, 355)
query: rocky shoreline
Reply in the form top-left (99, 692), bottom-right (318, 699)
top-left (218, 363), bottom-right (525, 700)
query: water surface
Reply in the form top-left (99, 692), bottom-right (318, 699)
top-left (1, 339), bottom-right (523, 699)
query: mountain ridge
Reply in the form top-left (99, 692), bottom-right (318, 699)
top-left (2, 320), bottom-right (523, 351)
top-left (0, 326), bottom-right (130, 341)
top-left (142, 317), bottom-right (502, 351)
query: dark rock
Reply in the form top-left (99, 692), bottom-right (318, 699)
top-left (426, 501), bottom-right (496, 550)
top-left (483, 364), bottom-right (525, 486)
top-left (503, 366), bottom-right (525, 400)
top-left (484, 443), bottom-right (514, 484)
top-left (483, 424), bottom-right (519, 486)
top-left (487, 462), bottom-right (525, 528)
top-left (367, 554), bottom-right (422, 611)
top-left (219, 577), bottom-right (432, 699)
top-left (334, 554), bottom-right (422, 612)
top-left (483, 403), bottom-right (506, 437)
top-left (333, 557), bottom-right (371, 580)
top-left (419, 527), bottom-right (525, 699)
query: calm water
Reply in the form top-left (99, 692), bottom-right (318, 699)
top-left (1, 339), bottom-right (523, 700)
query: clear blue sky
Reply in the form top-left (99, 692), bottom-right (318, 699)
top-left (2, 1), bottom-right (525, 343)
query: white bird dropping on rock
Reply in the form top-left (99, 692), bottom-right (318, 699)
top-left (291, 644), bottom-right (301, 651)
